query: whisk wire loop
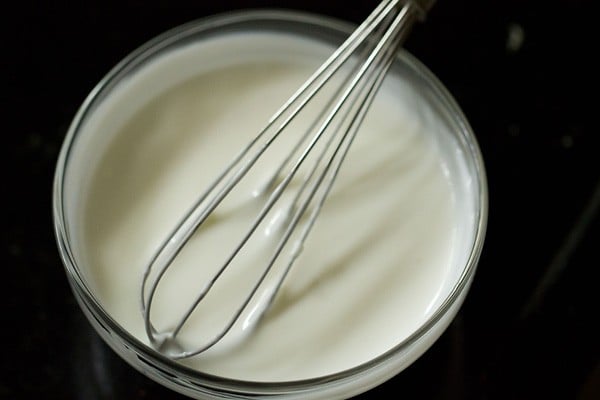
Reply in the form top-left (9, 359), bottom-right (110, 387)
top-left (141, 0), bottom-right (428, 358)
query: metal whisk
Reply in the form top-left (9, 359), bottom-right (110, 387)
top-left (141, 0), bottom-right (434, 359)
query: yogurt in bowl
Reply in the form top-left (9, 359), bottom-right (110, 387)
top-left (54, 10), bottom-right (487, 399)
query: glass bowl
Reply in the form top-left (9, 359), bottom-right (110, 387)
top-left (53, 9), bottom-right (487, 400)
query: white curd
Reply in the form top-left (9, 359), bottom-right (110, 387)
top-left (63, 31), bottom-right (478, 383)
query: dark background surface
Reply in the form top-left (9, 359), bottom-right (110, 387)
top-left (4, 0), bottom-right (599, 399)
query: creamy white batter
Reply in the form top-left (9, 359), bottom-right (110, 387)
top-left (66, 32), bottom-right (475, 382)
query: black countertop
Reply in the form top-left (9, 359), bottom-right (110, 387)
top-left (4, 0), bottom-right (598, 399)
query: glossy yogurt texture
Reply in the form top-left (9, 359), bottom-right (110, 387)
top-left (67, 32), bottom-right (474, 382)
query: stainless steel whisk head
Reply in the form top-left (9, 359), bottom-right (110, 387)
top-left (141, 0), bottom-right (434, 359)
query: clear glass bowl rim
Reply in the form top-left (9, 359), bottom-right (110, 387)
top-left (53, 8), bottom-right (488, 398)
